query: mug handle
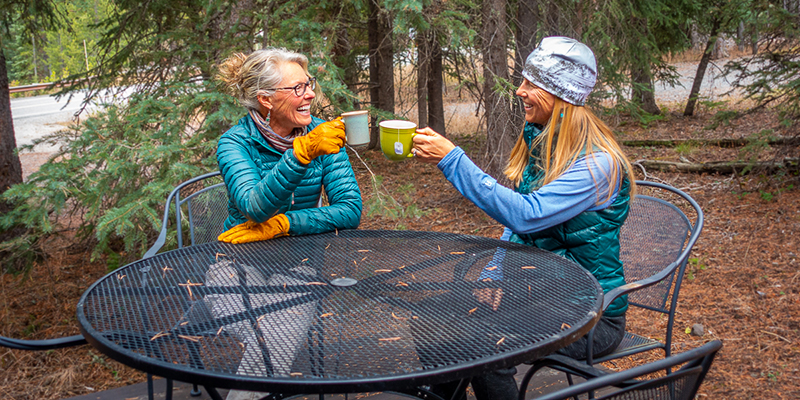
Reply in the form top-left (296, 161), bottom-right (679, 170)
top-left (407, 133), bottom-right (418, 158)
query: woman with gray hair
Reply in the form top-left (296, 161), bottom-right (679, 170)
top-left (210, 48), bottom-right (362, 400)
top-left (412, 36), bottom-right (637, 399)
top-left (216, 47), bottom-right (361, 242)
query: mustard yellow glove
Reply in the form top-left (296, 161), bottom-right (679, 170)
top-left (293, 118), bottom-right (346, 164)
top-left (217, 214), bottom-right (290, 244)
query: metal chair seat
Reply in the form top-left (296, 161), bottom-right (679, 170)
top-left (522, 340), bottom-right (722, 400)
top-left (593, 332), bottom-right (664, 364)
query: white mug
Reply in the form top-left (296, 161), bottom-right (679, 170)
top-left (341, 110), bottom-right (370, 146)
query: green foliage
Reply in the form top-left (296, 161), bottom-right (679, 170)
top-left (89, 351), bottom-right (120, 380)
top-left (364, 176), bottom-right (428, 221)
top-left (4, 0), bottom-right (800, 274)
top-left (583, 0), bottom-right (694, 105)
top-left (0, 232), bottom-right (40, 274)
top-left (723, 0), bottom-right (800, 121)
top-left (686, 257), bottom-right (706, 280)
top-left (698, 99), bottom-right (727, 113)
top-left (674, 141), bottom-right (697, 156)
top-left (22, 313), bottom-right (41, 337)
top-left (2, 0), bottom-right (76, 84)
top-left (735, 129), bottom-right (774, 175)
top-left (1, 81), bottom-right (241, 265)
top-left (706, 110), bottom-right (740, 130)
top-left (613, 101), bottom-right (666, 128)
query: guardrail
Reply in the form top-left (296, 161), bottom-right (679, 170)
top-left (8, 78), bottom-right (93, 94)
top-left (9, 82), bottom-right (58, 94)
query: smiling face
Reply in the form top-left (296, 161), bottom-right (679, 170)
top-left (259, 62), bottom-right (315, 137)
top-left (516, 79), bottom-right (556, 125)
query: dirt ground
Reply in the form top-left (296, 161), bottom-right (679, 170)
top-left (1, 102), bottom-right (799, 399)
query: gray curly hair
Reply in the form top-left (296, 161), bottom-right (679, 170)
top-left (217, 48), bottom-right (309, 112)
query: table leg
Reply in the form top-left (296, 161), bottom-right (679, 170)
top-left (392, 378), bottom-right (469, 400)
top-left (203, 386), bottom-right (225, 400)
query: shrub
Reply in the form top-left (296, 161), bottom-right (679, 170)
top-left (1, 81), bottom-right (241, 270)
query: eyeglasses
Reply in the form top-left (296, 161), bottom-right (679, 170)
top-left (268, 77), bottom-right (317, 97)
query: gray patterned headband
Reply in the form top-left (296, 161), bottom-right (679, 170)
top-left (522, 36), bottom-right (597, 106)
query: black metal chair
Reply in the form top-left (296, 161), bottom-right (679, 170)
top-left (141, 171), bottom-right (229, 399)
top-left (143, 170), bottom-right (228, 259)
top-left (520, 180), bottom-right (705, 390)
top-left (0, 171), bottom-right (228, 400)
top-left (522, 340), bottom-right (722, 400)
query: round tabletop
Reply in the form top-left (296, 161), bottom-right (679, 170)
top-left (77, 230), bottom-right (603, 394)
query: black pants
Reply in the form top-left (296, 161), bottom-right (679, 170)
top-left (428, 366), bottom-right (519, 400)
top-left (427, 313), bottom-right (626, 400)
top-left (556, 313), bottom-right (627, 360)
top-left (412, 292), bottom-right (521, 400)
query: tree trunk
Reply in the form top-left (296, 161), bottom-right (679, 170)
top-left (621, 137), bottom-right (800, 148)
top-left (426, 29), bottom-right (446, 136)
top-left (512, 0), bottom-right (538, 136)
top-left (685, 19), bottom-right (720, 116)
top-left (416, 30), bottom-right (430, 129)
top-left (545, 1), bottom-right (561, 36)
top-left (711, 33), bottom-right (726, 60)
top-left (0, 43), bottom-right (24, 213)
top-left (637, 158), bottom-right (799, 175)
top-left (261, 0), bottom-right (274, 48)
top-left (481, 0), bottom-right (515, 178)
top-left (514, 0), bottom-right (538, 86)
top-left (333, 13), bottom-right (359, 101)
top-left (630, 65), bottom-right (661, 115)
top-left (737, 21), bottom-right (745, 52)
top-left (367, 0), bottom-right (394, 149)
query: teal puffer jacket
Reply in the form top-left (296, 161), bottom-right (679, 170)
top-left (510, 122), bottom-right (631, 317)
top-left (216, 114), bottom-right (362, 235)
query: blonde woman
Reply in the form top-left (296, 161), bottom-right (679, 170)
top-left (412, 36), bottom-right (636, 400)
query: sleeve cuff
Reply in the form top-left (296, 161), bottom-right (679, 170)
top-left (284, 149), bottom-right (311, 172)
top-left (437, 146), bottom-right (465, 172)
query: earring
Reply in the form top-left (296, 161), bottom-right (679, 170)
top-left (560, 112), bottom-right (564, 118)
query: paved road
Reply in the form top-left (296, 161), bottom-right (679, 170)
top-left (11, 88), bottom-right (130, 153)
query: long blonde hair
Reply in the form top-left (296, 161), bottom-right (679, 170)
top-left (504, 98), bottom-right (636, 203)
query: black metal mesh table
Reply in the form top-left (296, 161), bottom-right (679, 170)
top-left (77, 230), bottom-right (602, 396)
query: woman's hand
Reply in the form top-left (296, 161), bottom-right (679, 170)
top-left (218, 214), bottom-right (290, 244)
top-left (412, 127), bottom-right (456, 164)
top-left (293, 118), bottom-right (346, 164)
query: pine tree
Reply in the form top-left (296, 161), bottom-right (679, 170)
top-left (0, 1), bottom-right (64, 217)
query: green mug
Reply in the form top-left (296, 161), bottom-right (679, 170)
top-left (379, 120), bottom-right (418, 161)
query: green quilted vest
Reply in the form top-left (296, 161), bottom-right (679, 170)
top-left (509, 122), bottom-right (630, 317)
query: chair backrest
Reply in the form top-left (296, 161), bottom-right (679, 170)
top-left (143, 171), bottom-right (228, 259)
top-left (620, 181), bottom-right (703, 313)
top-left (533, 340), bottom-right (722, 400)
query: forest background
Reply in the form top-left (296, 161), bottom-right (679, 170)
top-left (1, 0), bottom-right (799, 399)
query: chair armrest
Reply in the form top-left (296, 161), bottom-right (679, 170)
top-left (602, 261), bottom-right (678, 311)
top-left (530, 354), bottom-right (642, 386)
top-left (0, 334), bottom-right (87, 351)
top-left (528, 353), bottom-right (609, 379)
top-left (520, 353), bottom-right (643, 399)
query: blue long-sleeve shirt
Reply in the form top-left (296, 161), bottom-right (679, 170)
top-left (437, 147), bottom-right (620, 281)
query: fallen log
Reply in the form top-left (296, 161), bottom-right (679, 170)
top-left (635, 158), bottom-right (800, 175)
top-left (621, 137), bottom-right (800, 148)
